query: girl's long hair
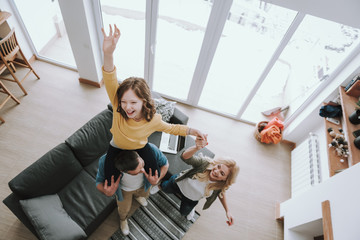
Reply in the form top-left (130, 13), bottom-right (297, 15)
top-left (116, 77), bottom-right (156, 121)
top-left (194, 154), bottom-right (239, 197)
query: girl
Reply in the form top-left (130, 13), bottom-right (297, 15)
top-left (154, 136), bottom-right (239, 225)
top-left (101, 24), bottom-right (206, 185)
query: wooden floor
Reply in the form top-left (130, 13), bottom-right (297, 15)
top-left (0, 61), bottom-right (292, 240)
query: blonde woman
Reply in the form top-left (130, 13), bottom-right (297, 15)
top-left (153, 136), bottom-right (239, 225)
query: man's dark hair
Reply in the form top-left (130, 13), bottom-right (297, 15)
top-left (114, 150), bottom-right (140, 172)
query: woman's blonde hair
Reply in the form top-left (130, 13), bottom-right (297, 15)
top-left (195, 154), bottom-right (239, 197)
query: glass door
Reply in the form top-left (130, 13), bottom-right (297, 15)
top-left (197, 0), bottom-right (297, 117)
top-left (100, 0), bottom-right (146, 80)
top-left (97, 0), bottom-right (360, 124)
top-left (13, 0), bottom-right (76, 68)
top-left (242, 15), bottom-right (360, 123)
top-left (152, 0), bottom-right (213, 100)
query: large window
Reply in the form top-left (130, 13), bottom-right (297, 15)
top-left (13, 0), bottom-right (76, 68)
top-left (198, 0), bottom-right (296, 116)
top-left (152, 0), bottom-right (212, 100)
top-left (242, 14), bottom-right (360, 122)
top-left (101, 0), bottom-right (146, 80)
top-left (98, 0), bottom-right (360, 124)
top-left (15, 0), bottom-right (358, 125)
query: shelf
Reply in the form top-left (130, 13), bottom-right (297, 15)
top-left (324, 115), bottom-right (349, 177)
top-left (339, 86), bottom-right (360, 166)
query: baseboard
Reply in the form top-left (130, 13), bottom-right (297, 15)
top-left (78, 78), bottom-right (103, 88)
top-left (275, 202), bottom-right (284, 222)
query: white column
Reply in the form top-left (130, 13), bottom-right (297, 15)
top-left (58, 0), bottom-right (103, 87)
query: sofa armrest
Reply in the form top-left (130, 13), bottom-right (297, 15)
top-left (3, 193), bottom-right (39, 238)
top-left (170, 107), bottom-right (188, 125)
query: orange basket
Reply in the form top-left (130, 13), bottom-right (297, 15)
top-left (254, 121), bottom-right (269, 143)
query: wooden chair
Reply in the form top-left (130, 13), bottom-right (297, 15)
top-left (0, 68), bottom-right (20, 123)
top-left (0, 28), bottom-right (40, 95)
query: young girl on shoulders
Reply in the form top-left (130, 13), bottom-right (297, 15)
top-left (101, 24), bottom-right (206, 185)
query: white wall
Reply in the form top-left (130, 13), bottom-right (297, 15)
top-left (281, 162), bottom-right (360, 240)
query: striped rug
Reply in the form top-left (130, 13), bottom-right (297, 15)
top-left (109, 191), bottom-right (200, 240)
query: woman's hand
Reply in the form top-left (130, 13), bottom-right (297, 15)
top-left (101, 24), bottom-right (121, 56)
top-left (195, 135), bottom-right (208, 150)
top-left (226, 211), bottom-right (234, 226)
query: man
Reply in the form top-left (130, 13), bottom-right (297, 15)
top-left (96, 143), bottom-right (169, 235)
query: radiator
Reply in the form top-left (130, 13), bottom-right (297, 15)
top-left (291, 133), bottom-right (321, 197)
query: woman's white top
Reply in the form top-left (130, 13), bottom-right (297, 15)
top-left (177, 177), bottom-right (213, 201)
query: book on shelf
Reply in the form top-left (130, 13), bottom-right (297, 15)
top-left (345, 75), bottom-right (360, 91)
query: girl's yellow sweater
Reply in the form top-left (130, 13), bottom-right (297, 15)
top-left (103, 67), bottom-right (188, 150)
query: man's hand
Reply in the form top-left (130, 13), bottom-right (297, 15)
top-left (103, 175), bottom-right (121, 197)
top-left (142, 168), bottom-right (159, 185)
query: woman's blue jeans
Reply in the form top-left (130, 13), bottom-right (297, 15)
top-left (161, 174), bottom-right (198, 216)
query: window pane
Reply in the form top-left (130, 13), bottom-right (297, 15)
top-left (101, 0), bottom-right (146, 80)
top-left (152, 0), bottom-right (212, 100)
top-left (242, 15), bottom-right (360, 122)
top-left (198, 0), bottom-right (296, 115)
top-left (14, 0), bottom-right (76, 67)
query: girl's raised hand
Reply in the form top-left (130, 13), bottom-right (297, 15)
top-left (101, 24), bottom-right (121, 55)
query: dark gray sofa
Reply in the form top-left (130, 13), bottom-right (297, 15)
top-left (3, 93), bottom-right (214, 239)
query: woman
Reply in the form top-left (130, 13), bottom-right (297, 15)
top-left (153, 136), bottom-right (239, 225)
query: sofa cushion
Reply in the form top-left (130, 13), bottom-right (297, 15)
top-left (20, 194), bottom-right (87, 240)
top-left (154, 98), bottom-right (176, 122)
top-left (58, 170), bottom-right (115, 232)
top-left (170, 107), bottom-right (189, 125)
top-left (65, 109), bottom-right (113, 167)
top-left (9, 143), bottom-right (83, 199)
top-left (84, 157), bottom-right (100, 179)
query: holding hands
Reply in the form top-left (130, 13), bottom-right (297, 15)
top-left (188, 128), bottom-right (207, 142)
top-left (195, 134), bottom-right (208, 150)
